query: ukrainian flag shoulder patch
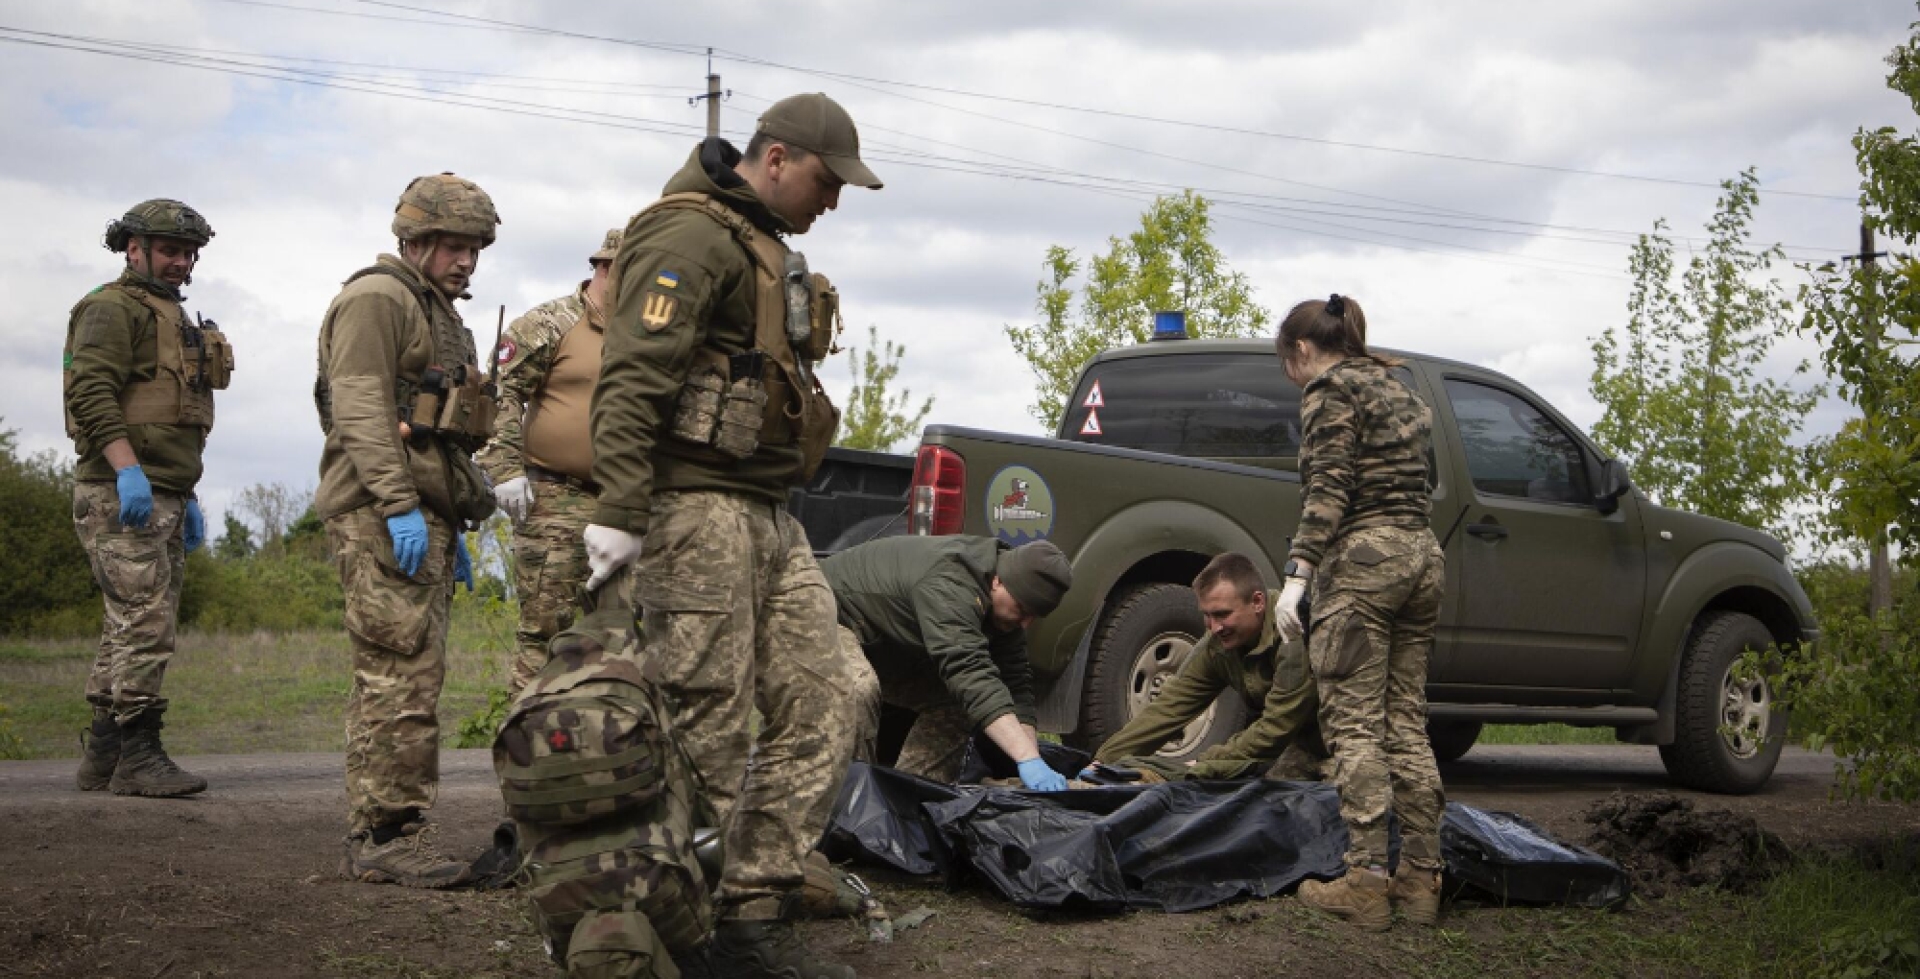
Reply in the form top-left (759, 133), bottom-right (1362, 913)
top-left (654, 271), bottom-right (681, 290)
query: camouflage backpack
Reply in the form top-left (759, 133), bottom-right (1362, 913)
top-left (492, 608), bottom-right (712, 972)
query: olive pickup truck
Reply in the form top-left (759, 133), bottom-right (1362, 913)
top-left (899, 337), bottom-right (1818, 794)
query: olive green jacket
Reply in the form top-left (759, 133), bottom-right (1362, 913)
top-left (821, 535), bottom-right (1037, 730)
top-left (590, 139), bottom-right (809, 534)
top-left (1094, 590), bottom-right (1317, 778)
top-left (314, 254), bottom-right (479, 523)
top-left (63, 271), bottom-right (208, 494)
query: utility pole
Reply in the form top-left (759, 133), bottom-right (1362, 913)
top-left (688, 48), bottom-right (728, 139)
top-left (1858, 219), bottom-right (1895, 623)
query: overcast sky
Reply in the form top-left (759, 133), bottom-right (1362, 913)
top-left (1, 0), bottom-right (1912, 532)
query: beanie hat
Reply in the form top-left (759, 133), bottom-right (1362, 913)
top-left (995, 540), bottom-right (1073, 617)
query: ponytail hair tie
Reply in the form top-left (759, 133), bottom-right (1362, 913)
top-left (1325, 293), bottom-right (1346, 318)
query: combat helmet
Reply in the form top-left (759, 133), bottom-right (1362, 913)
top-left (103, 199), bottom-right (214, 253)
top-left (392, 173), bottom-right (500, 247)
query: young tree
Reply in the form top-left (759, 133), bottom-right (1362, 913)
top-left (1006, 191), bottom-right (1270, 429)
top-left (233, 482), bottom-right (313, 557)
top-left (214, 513), bottom-right (256, 560)
top-left (1588, 169), bottom-right (1821, 545)
top-left (835, 325), bottom-right (934, 453)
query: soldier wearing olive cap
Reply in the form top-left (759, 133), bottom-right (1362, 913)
top-left (315, 173), bottom-right (501, 888)
top-left (65, 199), bottom-right (230, 799)
top-left (823, 536), bottom-right (1074, 792)
top-left (582, 93), bottom-right (883, 979)
top-left (478, 227), bottom-right (625, 693)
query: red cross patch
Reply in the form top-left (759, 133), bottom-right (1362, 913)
top-left (547, 729), bottom-right (574, 752)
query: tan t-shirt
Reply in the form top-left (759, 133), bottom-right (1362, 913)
top-left (523, 301), bottom-right (604, 481)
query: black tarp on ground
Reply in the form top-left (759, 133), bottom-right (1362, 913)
top-left (822, 763), bottom-right (1630, 912)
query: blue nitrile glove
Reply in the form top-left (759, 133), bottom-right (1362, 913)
top-left (386, 509), bottom-right (429, 577)
top-left (115, 464), bottom-right (153, 528)
top-left (1079, 765), bottom-right (1098, 781)
top-left (454, 535), bottom-right (474, 591)
top-left (183, 499), bottom-right (205, 553)
top-left (1017, 757), bottom-right (1069, 792)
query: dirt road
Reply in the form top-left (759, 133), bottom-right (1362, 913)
top-left (2, 745), bottom-right (1913, 979)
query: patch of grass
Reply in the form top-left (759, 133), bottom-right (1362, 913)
top-left (1478, 723), bottom-right (1621, 746)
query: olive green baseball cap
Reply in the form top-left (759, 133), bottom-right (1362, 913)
top-left (755, 93), bottom-right (883, 190)
top-left (591, 227), bottom-right (622, 262)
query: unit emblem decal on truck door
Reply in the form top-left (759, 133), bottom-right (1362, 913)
top-left (986, 465), bottom-right (1055, 543)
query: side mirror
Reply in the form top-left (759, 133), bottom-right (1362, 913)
top-left (1596, 458), bottom-right (1632, 515)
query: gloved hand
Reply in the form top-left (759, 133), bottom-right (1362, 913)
top-left (1276, 575), bottom-right (1309, 643)
top-left (454, 535), bottom-right (474, 591)
top-left (1016, 757), bottom-right (1069, 792)
top-left (115, 464), bottom-right (153, 528)
top-left (386, 509), bottom-right (430, 577)
top-left (584, 524), bottom-right (643, 590)
top-left (494, 475), bottom-right (533, 525)
top-left (1079, 765), bottom-right (1099, 781)
top-left (183, 498), bottom-right (205, 553)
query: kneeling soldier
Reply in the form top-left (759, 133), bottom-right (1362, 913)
top-left (1089, 551), bottom-right (1329, 782)
top-left (316, 173), bottom-right (500, 886)
top-left (822, 535), bottom-right (1073, 791)
top-left (67, 199), bottom-right (230, 798)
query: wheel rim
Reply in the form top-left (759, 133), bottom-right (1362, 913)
top-left (1719, 661), bottom-right (1772, 760)
top-left (1127, 630), bottom-right (1214, 757)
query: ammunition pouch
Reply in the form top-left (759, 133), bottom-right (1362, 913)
top-left (404, 364), bottom-right (497, 452)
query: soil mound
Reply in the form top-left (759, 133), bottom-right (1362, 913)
top-left (1581, 792), bottom-right (1790, 897)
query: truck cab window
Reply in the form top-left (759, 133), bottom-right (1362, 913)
top-left (1063, 354), bottom-right (1301, 463)
top-left (1443, 379), bottom-right (1592, 505)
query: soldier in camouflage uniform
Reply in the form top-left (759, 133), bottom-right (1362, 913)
top-left (1276, 295), bottom-right (1447, 931)
top-left (65, 199), bottom-right (230, 798)
top-left (1090, 551), bottom-right (1328, 783)
top-left (822, 535), bottom-right (1072, 790)
top-left (478, 228), bottom-right (624, 693)
top-left (316, 174), bottom-right (500, 888)
top-left (583, 94), bottom-right (883, 979)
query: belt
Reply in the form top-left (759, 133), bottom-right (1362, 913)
top-left (525, 464), bottom-right (601, 497)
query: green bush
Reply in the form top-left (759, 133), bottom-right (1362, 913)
top-left (0, 429), bottom-right (96, 636)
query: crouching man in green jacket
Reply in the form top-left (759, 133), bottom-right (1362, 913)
top-left (1090, 551), bottom-right (1329, 783)
top-left (822, 536), bottom-right (1073, 792)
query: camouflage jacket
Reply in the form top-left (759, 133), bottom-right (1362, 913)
top-left (1094, 590), bottom-right (1316, 776)
top-left (1289, 356), bottom-right (1432, 568)
top-left (475, 283), bottom-right (591, 485)
top-left (62, 271), bottom-right (209, 494)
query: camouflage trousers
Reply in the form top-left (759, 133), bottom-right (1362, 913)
top-left (606, 490), bottom-right (879, 918)
top-left (1309, 525), bottom-right (1447, 872)
top-left (73, 482), bottom-right (186, 723)
top-left (509, 479), bottom-right (593, 694)
top-left (327, 503), bottom-right (456, 834)
top-left (840, 625), bottom-right (971, 782)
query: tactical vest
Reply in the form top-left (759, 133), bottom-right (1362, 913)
top-left (314, 264), bottom-right (496, 449)
top-left (65, 284), bottom-right (232, 437)
top-left (493, 609), bottom-right (713, 964)
top-left (640, 192), bottom-right (842, 479)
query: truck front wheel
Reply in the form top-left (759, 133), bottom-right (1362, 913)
top-left (1078, 583), bottom-right (1248, 763)
top-left (1658, 610), bottom-right (1788, 794)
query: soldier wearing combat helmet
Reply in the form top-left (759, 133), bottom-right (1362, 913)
top-left (585, 93), bottom-right (883, 979)
top-left (477, 227), bottom-right (624, 694)
top-left (66, 199), bottom-right (231, 799)
top-left (315, 173), bottom-right (500, 888)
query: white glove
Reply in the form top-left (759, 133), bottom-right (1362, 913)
top-left (1276, 576), bottom-right (1309, 643)
top-left (584, 524), bottom-right (644, 591)
top-left (494, 475), bottom-right (533, 525)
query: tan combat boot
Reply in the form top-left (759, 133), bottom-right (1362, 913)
top-left (76, 710), bottom-right (121, 791)
top-left (1297, 867), bottom-right (1391, 932)
top-left (1390, 869), bottom-right (1443, 927)
top-left (110, 712), bottom-right (207, 797)
top-left (342, 819), bottom-right (474, 889)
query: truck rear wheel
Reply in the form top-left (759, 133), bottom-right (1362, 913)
top-left (1658, 611), bottom-right (1788, 794)
top-left (1426, 720), bottom-right (1483, 764)
top-left (1079, 583), bottom-right (1248, 763)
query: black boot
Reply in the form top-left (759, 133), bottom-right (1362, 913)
top-left (707, 917), bottom-right (855, 979)
top-left (110, 711), bottom-right (207, 797)
top-left (76, 710), bottom-right (120, 791)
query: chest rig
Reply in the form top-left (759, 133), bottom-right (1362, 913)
top-left (641, 192), bottom-right (842, 479)
top-left (65, 285), bottom-right (233, 436)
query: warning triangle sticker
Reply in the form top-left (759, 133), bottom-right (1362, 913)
top-left (1080, 408), bottom-right (1103, 436)
top-left (1083, 380), bottom-right (1105, 408)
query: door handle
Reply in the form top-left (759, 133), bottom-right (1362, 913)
top-left (1466, 522), bottom-right (1508, 540)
